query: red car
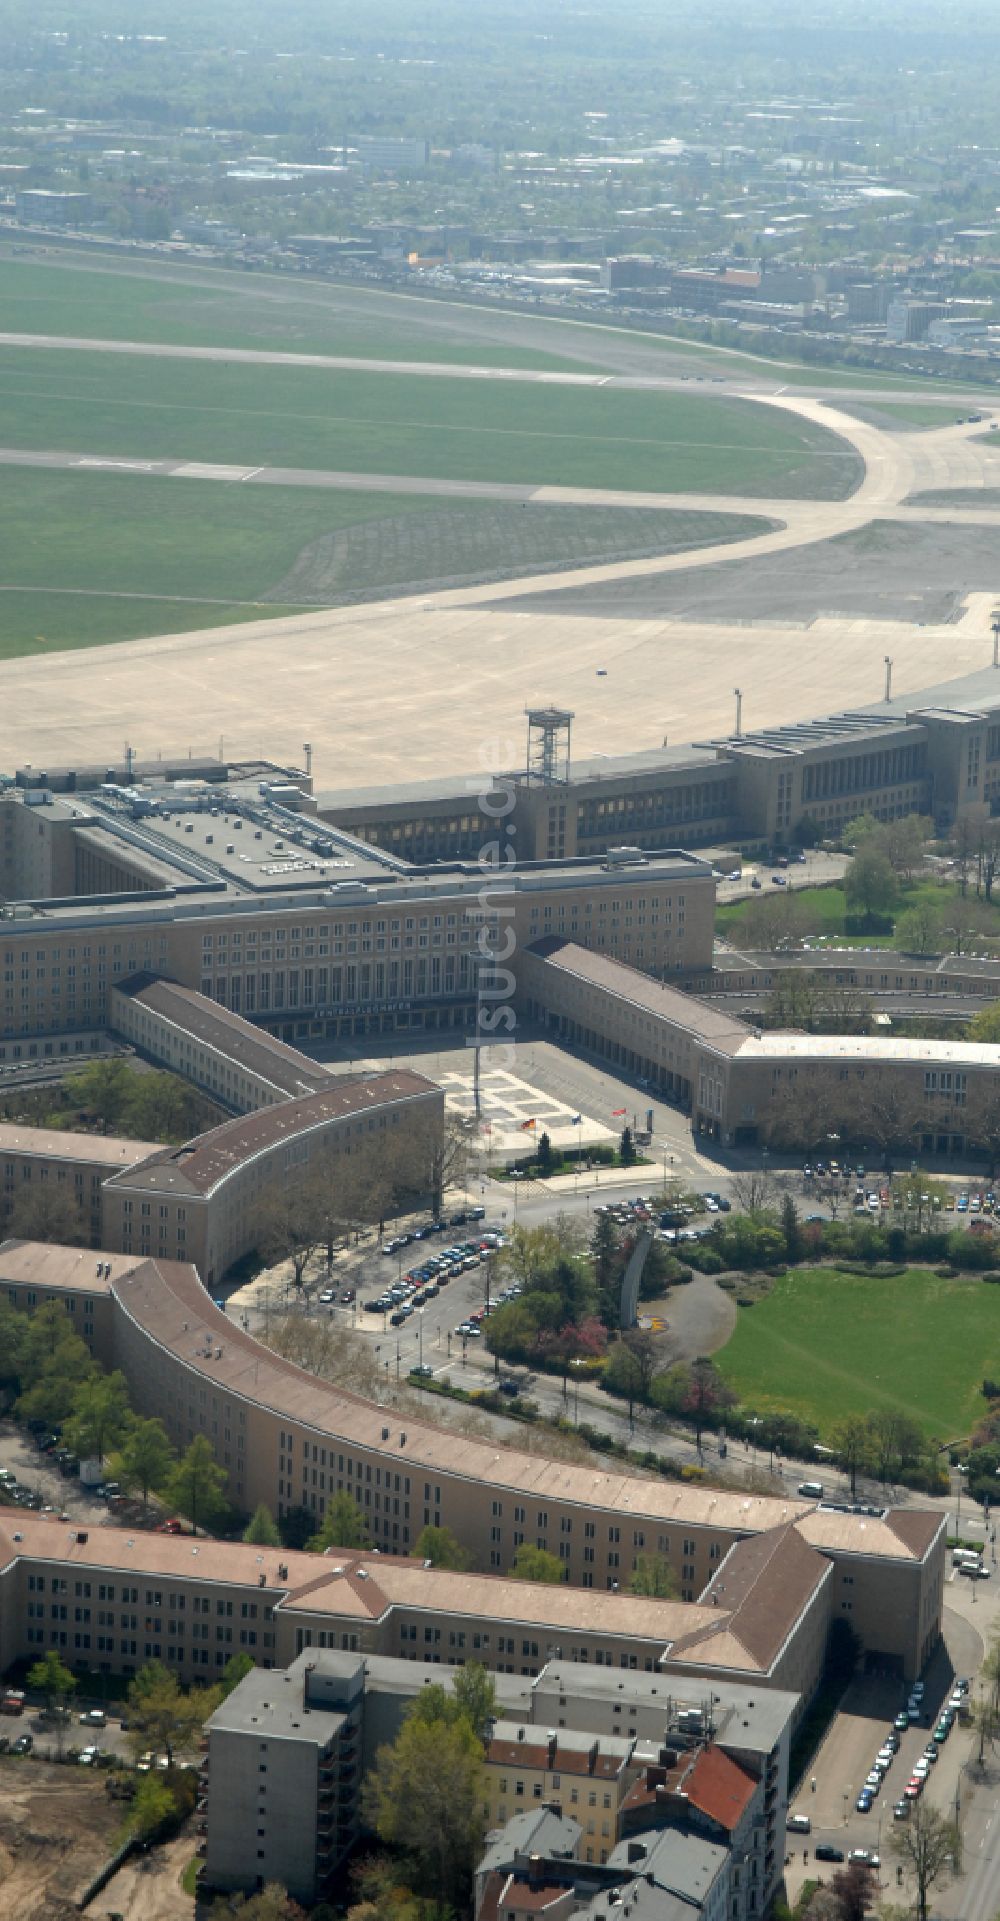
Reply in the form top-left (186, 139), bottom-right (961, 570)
top-left (159, 1518), bottom-right (184, 1536)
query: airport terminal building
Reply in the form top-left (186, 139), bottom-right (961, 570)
top-left (317, 667), bottom-right (1000, 858)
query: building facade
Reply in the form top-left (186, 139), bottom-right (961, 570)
top-left (0, 1242), bottom-right (947, 1689)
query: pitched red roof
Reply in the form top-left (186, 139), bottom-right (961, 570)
top-left (683, 1746), bottom-right (756, 1832)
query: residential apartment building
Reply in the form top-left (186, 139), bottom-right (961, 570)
top-left (204, 1650), bottom-right (796, 1912)
top-left (203, 1650), bottom-right (366, 1904)
top-left (484, 1723), bottom-right (633, 1863)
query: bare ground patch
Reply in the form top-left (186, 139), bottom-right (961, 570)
top-left (0, 1757), bottom-right (122, 1920)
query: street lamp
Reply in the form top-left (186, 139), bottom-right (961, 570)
top-left (571, 1357), bottom-right (585, 1424)
top-left (418, 1306), bottom-right (425, 1373)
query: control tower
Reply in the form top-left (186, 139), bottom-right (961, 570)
top-left (524, 706), bottom-right (573, 787)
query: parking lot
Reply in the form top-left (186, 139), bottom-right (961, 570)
top-left (0, 1422), bottom-right (117, 1531)
top-left (785, 1624), bottom-right (978, 1904)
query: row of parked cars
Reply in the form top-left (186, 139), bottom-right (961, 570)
top-left (862, 1681), bottom-right (967, 1821)
top-left (367, 1232), bottom-right (505, 1324)
top-left (382, 1207), bottom-right (487, 1257)
top-left (454, 1279), bottom-right (525, 1345)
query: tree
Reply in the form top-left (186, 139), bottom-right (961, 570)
top-left (830, 1861), bottom-right (878, 1921)
top-left (6, 1182), bottom-right (89, 1247)
top-left (66, 1056), bottom-right (132, 1132)
top-left (729, 1168), bottom-right (778, 1215)
top-left (895, 902), bottom-right (943, 955)
top-left (630, 1553), bottom-right (680, 1599)
top-left (536, 1130), bottom-right (553, 1174)
top-left (845, 845), bottom-right (896, 920)
top-left (619, 1124), bottom-right (636, 1167)
top-left (243, 1503), bottom-right (281, 1546)
top-left (63, 1370), bottom-right (132, 1464)
top-left (27, 1648), bottom-right (76, 1714)
top-left (833, 1414), bottom-right (871, 1498)
top-left (973, 1693), bottom-right (1000, 1766)
top-left (310, 1490), bottom-right (370, 1552)
top-left (15, 1304), bottom-right (96, 1427)
top-left (124, 1773), bottom-right (176, 1842)
top-left (252, 1172), bottom-right (325, 1288)
top-left (109, 1416), bottom-right (175, 1507)
top-left (164, 1435), bottom-right (228, 1534)
top-left (127, 1660), bottom-right (220, 1768)
top-left (591, 1210), bottom-right (620, 1298)
top-left (220, 1653), bottom-right (256, 1699)
top-left (396, 1113), bottom-right (473, 1219)
top-left (781, 1193), bottom-right (802, 1263)
top-left (889, 1800), bottom-right (960, 1921)
top-left (865, 1409), bottom-right (924, 1485)
top-left (414, 1524), bottom-right (473, 1570)
top-left (510, 1544), bottom-right (566, 1584)
top-left (940, 892), bottom-right (992, 957)
top-left (970, 1001), bottom-right (1000, 1044)
top-left (603, 1338), bottom-right (648, 1426)
top-left (364, 1708), bottom-right (486, 1910)
top-left (683, 1358), bottom-right (736, 1451)
top-left (211, 1887), bottom-right (307, 1921)
top-left (119, 1068), bottom-right (218, 1145)
top-left (879, 814), bottom-right (932, 880)
top-left (452, 1663), bottom-right (496, 1740)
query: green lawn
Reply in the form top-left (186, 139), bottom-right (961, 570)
top-left (0, 467), bottom-right (771, 657)
top-left (0, 256), bottom-right (586, 371)
top-left (0, 348), bottom-right (861, 499)
top-left (0, 254), bottom-right (983, 396)
top-left (716, 1265), bottom-right (1000, 1441)
top-left (716, 877), bottom-right (1000, 949)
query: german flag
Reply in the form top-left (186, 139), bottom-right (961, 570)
top-left (520, 1117), bottom-right (537, 1131)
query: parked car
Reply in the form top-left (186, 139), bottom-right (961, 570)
top-left (815, 1845), bottom-right (845, 1863)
